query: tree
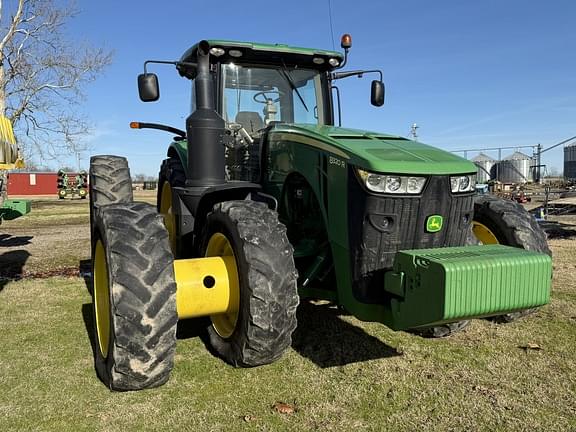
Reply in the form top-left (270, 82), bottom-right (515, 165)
top-left (0, 0), bottom-right (112, 160)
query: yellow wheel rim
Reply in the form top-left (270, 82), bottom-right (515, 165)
top-left (160, 181), bottom-right (177, 253)
top-left (205, 233), bottom-right (240, 338)
top-left (472, 221), bottom-right (500, 245)
top-left (93, 240), bottom-right (111, 358)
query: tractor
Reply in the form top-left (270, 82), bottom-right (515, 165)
top-left (56, 170), bottom-right (88, 199)
top-left (89, 35), bottom-right (552, 390)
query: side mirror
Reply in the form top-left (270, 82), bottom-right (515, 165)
top-left (138, 73), bottom-right (160, 102)
top-left (371, 80), bottom-right (385, 107)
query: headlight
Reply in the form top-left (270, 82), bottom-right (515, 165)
top-left (450, 174), bottom-right (476, 193)
top-left (357, 169), bottom-right (426, 194)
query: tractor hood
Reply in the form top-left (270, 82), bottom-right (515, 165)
top-left (269, 124), bottom-right (476, 175)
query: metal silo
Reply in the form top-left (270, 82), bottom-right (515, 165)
top-left (472, 153), bottom-right (495, 183)
top-left (564, 143), bottom-right (576, 181)
top-left (496, 151), bottom-right (533, 183)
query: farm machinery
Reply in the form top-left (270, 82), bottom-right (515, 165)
top-left (56, 170), bottom-right (88, 199)
top-left (89, 36), bottom-right (552, 390)
top-left (0, 115), bottom-right (30, 223)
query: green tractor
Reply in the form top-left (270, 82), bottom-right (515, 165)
top-left (57, 170), bottom-right (88, 199)
top-left (89, 36), bottom-right (551, 390)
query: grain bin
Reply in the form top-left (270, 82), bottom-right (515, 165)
top-left (495, 151), bottom-right (534, 183)
top-left (471, 153), bottom-right (495, 183)
top-left (564, 143), bottom-right (576, 181)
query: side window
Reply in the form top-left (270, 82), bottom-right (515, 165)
top-left (293, 79), bottom-right (317, 124)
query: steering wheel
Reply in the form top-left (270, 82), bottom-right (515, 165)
top-left (253, 91), bottom-right (280, 104)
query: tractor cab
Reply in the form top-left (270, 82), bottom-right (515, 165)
top-left (176, 39), bottom-right (346, 131)
top-left (136, 37), bottom-right (384, 182)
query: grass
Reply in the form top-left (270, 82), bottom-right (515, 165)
top-left (0, 198), bottom-right (575, 431)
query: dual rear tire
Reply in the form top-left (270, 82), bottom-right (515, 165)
top-left (90, 156), bottom-right (177, 391)
top-left (90, 155), bottom-right (298, 390)
top-left (92, 202), bottom-right (178, 390)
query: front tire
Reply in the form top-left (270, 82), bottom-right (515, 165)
top-left (473, 195), bottom-right (551, 323)
top-left (201, 201), bottom-right (299, 367)
top-left (92, 202), bottom-right (178, 390)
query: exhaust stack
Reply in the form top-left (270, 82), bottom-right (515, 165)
top-left (185, 40), bottom-right (226, 187)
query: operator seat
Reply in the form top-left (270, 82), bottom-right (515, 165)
top-left (235, 111), bottom-right (264, 135)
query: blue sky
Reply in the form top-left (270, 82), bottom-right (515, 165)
top-left (54, 0), bottom-right (575, 175)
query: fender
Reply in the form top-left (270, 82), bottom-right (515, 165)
top-left (172, 182), bottom-right (262, 243)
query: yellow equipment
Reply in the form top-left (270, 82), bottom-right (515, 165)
top-left (0, 116), bottom-right (24, 170)
top-left (0, 116), bottom-right (29, 223)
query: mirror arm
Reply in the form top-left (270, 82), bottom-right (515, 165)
top-left (142, 60), bottom-right (197, 74)
top-left (331, 69), bottom-right (383, 82)
top-left (143, 60), bottom-right (178, 74)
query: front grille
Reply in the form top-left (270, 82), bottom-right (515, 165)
top-left (348, 171), bottom-right (474, 303)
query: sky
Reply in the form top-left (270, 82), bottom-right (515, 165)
top-left (49, 0), bottom-right (576, 176)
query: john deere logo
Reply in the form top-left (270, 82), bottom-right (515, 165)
top-left (426, 215), bottom-right (443, 233)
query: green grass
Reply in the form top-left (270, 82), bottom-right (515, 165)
top-left (0, 271), bottom-right (574, 431)
top-left (0, 199), bottom-right (575, 431)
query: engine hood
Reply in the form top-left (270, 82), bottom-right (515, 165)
top-left (269, 124), bottom-right (476, 175)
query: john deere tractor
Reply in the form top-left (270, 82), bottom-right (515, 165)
top-left (89, 36), bottom-right (551, 390)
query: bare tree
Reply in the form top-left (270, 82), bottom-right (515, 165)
top-left (0, 0), bottom-right (112, 160)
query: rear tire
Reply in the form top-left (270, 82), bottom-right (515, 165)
top-left (201, 201), bottom-right (299, 367)
top-left (89, 155), bottom-right (133, 236)
top-left (473, 195), bottom-right (551, 323)
top-left (157, 158), bottom-right (186, 256)
top-left (91, 202), bottom-right (177, 391)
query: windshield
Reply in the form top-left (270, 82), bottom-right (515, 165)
top-left (221, 64), bottom-right (324, 131)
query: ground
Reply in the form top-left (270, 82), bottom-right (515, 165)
top-left (0, 194), bottom-right (575, 431)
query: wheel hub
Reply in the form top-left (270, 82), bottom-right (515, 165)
top-left (205, 233), bottom-right (240, 338)
top-left (472, 221), bottom-right (500, 244)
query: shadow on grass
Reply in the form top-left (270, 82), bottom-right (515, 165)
top-left (0, 249), bottom-right (31, 292)
top-left (81, 303), bottom-right (97, 360)
top-left (539, 220), bottom-right (576, 239)
top-left (0, 233), bottom-right (33, 247)
top-left (292, 300), bottom-right (401, 368)
top-left (78, 259), bottom-right (92, 295)
top-left (0, 234), bottom-right (33, 292)
top-left (79, 289), bottom-right (400, 370)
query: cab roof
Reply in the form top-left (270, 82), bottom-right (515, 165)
top-left (178, 40), bottom-right (344, 78)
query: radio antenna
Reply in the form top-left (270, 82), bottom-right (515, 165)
top-left (327, 0), bottom-right (336, 50)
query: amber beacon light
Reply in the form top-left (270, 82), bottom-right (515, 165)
top-left (341, 33), bottom-right (352, 49)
